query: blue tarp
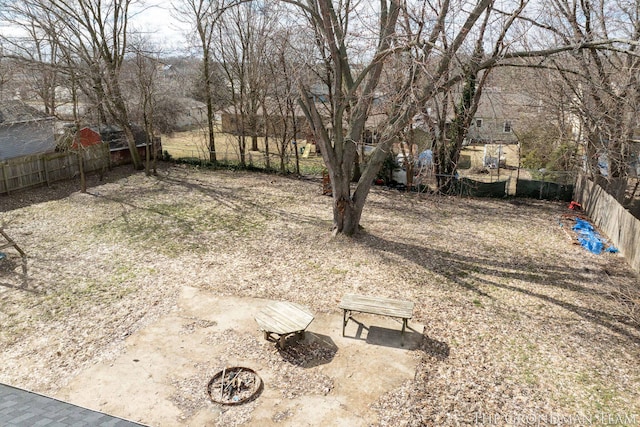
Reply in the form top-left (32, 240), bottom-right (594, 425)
top-left (572, 218), bottom-right (618, 254)
top-left (417, 150), bottom-right (433, 167)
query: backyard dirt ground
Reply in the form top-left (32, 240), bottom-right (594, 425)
top-left (1, 163), bottom-right (639, 426)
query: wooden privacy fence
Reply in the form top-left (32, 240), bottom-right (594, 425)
top-left (0, 143), bottom-right (110, 195)
top-left (574, 173), bottom-right (640, 273)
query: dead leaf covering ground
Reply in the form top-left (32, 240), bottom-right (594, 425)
top-left (1, 163), bottom-right (639, 426)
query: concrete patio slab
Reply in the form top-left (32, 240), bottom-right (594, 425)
top-left (55, 287), bottom-right (424, 426)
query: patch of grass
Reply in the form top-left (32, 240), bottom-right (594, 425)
top-left (92, 201), bottom-right (266, 255)
top-left (299, 160), bottom-right (326, 175)
top-left (169, 153), bottom-right (325, 176)
top-left (150, 203), bottom-right (267, 235)
top-left (353, 260), bottom-right (370, 268)
top-left (522, 366), bottom-right (539, 385)
top-left (0, 310), bottom-right (31, 346)
top-left (505, 338), bottom-right (541, 386)
top-left (305, 261), bottom-right (321, 269)
top-left (39, 273), bottom-right (137, 321)
top-left (574, 369), bottom-right (621, 413)
top-left (329, 266), bottom-right (349, 275)
top-left (468, 264), bottom-right (483, 273)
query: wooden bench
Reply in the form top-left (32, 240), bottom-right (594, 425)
top-left (339, 294), bottom-right (414, 346)
top-left (255, 301), bottom-right (315, 348)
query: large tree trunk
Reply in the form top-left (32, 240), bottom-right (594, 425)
top-left (322, 131), bottom-right (389, 235)
top-left (331, 172), bottom-right (358, 235)
top-left (318, 130), bottom-right (362, 235)
top-left (108, 100), bottom-right (142, 170)
top-left (122, 123), bottom-right (142, 170)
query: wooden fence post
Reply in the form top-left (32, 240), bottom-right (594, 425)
top-left (2, 162), bottom-right (9, 195)
top-left (104, 142), bottom-right (111, 170)
top-left (43, 155), bottom-right (50, 186)
top-left (78, 150), bottom-right (86, 193)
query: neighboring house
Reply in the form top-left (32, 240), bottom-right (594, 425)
top-left (173, 97), bottom-right (208, 131)
top-left (156, 58), bottom-right (203, 99)
top-left (466, 88), bottom-right (540, 145)
top-left (0, 100), bottom-right (56, 160)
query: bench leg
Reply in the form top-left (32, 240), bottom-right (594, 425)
top-left (401, 318), bottom-right (407, 347)
top-left (342, 310), bottom-right (349, 337)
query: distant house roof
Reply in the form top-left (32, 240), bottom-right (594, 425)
top-left (176, 97), bottom-right (207, 110)
top-left (0, 100), bottom-right (52, 125)
top-left (473, 88), bottom-right (539, 119)
top-left (0, 101), bottom-right (56, 160)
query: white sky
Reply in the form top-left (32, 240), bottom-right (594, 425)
top-left (0, 0), bottom-right (194, 56)
top-left (130, 0), bottom-right (193, 54)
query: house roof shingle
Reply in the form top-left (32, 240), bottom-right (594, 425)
top-left (0, 100), bottom-right (50, 125)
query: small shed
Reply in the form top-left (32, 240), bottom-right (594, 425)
top-left (98, 124), bottom-right (162, 166)
top-left (72, 127), bottom-right (102, 149)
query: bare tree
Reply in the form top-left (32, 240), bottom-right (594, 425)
top-left (1, 0), bottom-right (145, 169)
top-left (0, 4), bottom-right (62, 114)
top-left (430, 1), bottom-right (503, 193)
top-left (281, 0), bottom-right (640, 235)
top-left (175, 0), bottom-right (220, 163)
top-left (126, 41), bottom-right (162, 176)
top-left (0, 45), bottom-right (14, 99)
top-left (510, 0), bottom-right (640, 202)
top-left (286, 0), bottom-right (513, 235)
top-left (511, 66), bottom-right (579, 174)
top-left (210, 2), bottom-right (275, 166)
top-left (263, 27), bottom-right (301, 173)
top-left (174, 0), bottom-right (250, 163)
